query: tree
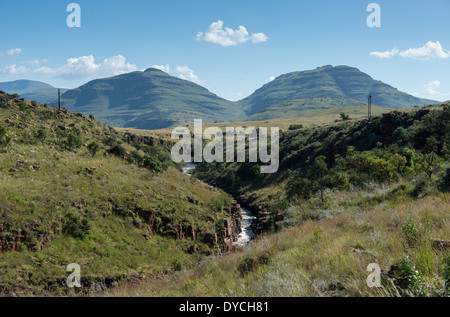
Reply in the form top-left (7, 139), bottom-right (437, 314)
top-left (34, 129), bottom-right (47, 144)
top-left (393, 127), bottom-right (411, 143)
top-left (290, 177), bottom-right (313, 200)
top-left (421, 152), bottom-right (440, 180)
top-left (63, 129), bottom-right (83, 151)
top-left (87, 141), bottom-right (100, 157)
top-left (309, 156), bottom-right (328, 202)
top-left (391, 153), bottom-right (407, 177)
top-left (341, 113), bottom-right (350, 121)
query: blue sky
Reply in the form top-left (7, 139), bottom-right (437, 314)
top-left (0, 0), bottom-right (449, 101)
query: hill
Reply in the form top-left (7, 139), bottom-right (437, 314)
top-left (240, 65), bottom-right (437, 119)
top-left (0, 90), bottom-right (240, 295)
top-left (184, 103), bottom-right (450, 297)
top-left (0, 79), bottom-right (54, 95)
top-left (58, 68), bottom-right (243, 130)
top-left (21, 88), bottom-right (69, 104)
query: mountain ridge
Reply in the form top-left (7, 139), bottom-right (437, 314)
top-left (1, 65), bottom-right (439, 129)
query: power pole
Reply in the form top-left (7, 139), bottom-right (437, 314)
top-left (368, 93), bottom-right (372, 121)
top-left (58, 89), bottom-right (61, 111)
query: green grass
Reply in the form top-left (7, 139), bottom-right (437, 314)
top-left (0, 91), bottom-right (234, 295)
top-left (109, 187), bottom-right (450, 297)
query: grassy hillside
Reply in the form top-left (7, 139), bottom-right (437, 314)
top-left (59, 68), bottom-right (243, 130)
top-left (111, 185), bottom-right (450, 297)
top-left (187, 103), bottom-right (450, 297)
top-left (0, 91), bottom-right (238, 295)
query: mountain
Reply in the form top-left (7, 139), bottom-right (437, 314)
top-left (21, 88), bottom-right (69, 104)
top-left (0, 79), bottom-right (54, 95)
top-left (240, 65), bottom-right (437, 120)
top-left (59, 68), bottom-right (243, 130)
top-left (10, 65), bottom-right (438, 129)
top-left (0, 80), bottom-right (68, 104)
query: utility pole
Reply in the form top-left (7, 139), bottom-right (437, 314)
top-left (368, 93), bottom-right (372, 121)
top-left (58, 89), bottom-right (61, 111)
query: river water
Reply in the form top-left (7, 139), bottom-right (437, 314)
top-left (182, 163), bottom-right (255, 246)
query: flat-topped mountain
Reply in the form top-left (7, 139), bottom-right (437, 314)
top-left (240, 65), bottom-right (437, 120)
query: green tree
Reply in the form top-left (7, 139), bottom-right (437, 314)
top-left (309, 156), bottom-right (328, 202)
top-left (391, 153), bottom-right (407, 177)
top-left (63, 129), bottom-right (83, 151)
top-left (340, 113), bottom-right (350, 121)
top-left (34, 129), bottom-right (47, 144)
top-left (393, 127), bottom-right (411, 143)
top-left (421, 152), bottom-right (441, 180)
top-left (87, 141), bottom-right (100, 157)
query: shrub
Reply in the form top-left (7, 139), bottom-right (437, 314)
top-left (87, 141), bottom-right (100, 157)
top-left (398, 256), bottom-right (427, 297)
top-left (34, 129), bottom-right (47, 143)
top-left (0, 125), bottom-right (11, 147)
top-left (62, 213), bottom-right (91, 240)
top-left (288, 124), bottom-right (303, 131)
top-left (238, 252), bottom-right (270, 276)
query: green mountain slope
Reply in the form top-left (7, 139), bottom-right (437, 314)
top-left (0, 79), bottom-right (54, 95)
top-left (21, 88), bottom-right (69, 104)
top-left (59, 68), bottom-right (242, 130)
top-left (240, 65), bottom-right (437, 119)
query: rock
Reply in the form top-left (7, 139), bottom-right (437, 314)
top-left (136, 190), bottom-right (144, 196)
top-left (432, 239), bottom-right (450, 250)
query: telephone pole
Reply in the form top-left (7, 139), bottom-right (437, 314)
top-left (58, 89), bottom-right (61, 111)
top-left (368, 93), bottom-right (372, 121)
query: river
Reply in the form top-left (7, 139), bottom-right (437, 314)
top-left (182, 163), bottom-right (255, 246)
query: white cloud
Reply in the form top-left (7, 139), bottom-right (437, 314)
top-left (252, 33), bottom-right (269, 44)
top-left (425, 80), bottom-right (441, 96)
top-left (1, 64), bottom-right (28, 74)
top-left (369, 48), bottom-right (399, 59)
top-left (399, 41), bottom-right (449, 60)
top-left (31, 54), bottom-right (137, 79)
top-left (371, 41), bottom-right (449, 60)
top-left (21, 59), bottom-right (46, 66)
top-left (174, 66), bottom-right (203, 85)
top-left (266, 76), bottom-right (276, 83)
top-left (0, 48), bottom-right (21, 57)
top-left (150, 64), bottom-right (170, 73)
top-left (196, 20), bottom-right (268, 47)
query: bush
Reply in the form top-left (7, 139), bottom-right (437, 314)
top-left (62, 213), bottom-right (91, 240)
top-left (0, 125), bottom-right (11, 147)
top-left (288, 124), bottom-right (303, 131)
top-left (34, 129), bottom-right (47, 143)
top-left (61, 128), bottom-right (83, 151)
top-left (398, 256), bottom-right (427, 297)
top-left (238, 252), bottom-right (270, 276)
top-left (87, 141), bottom-right (100, 157)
